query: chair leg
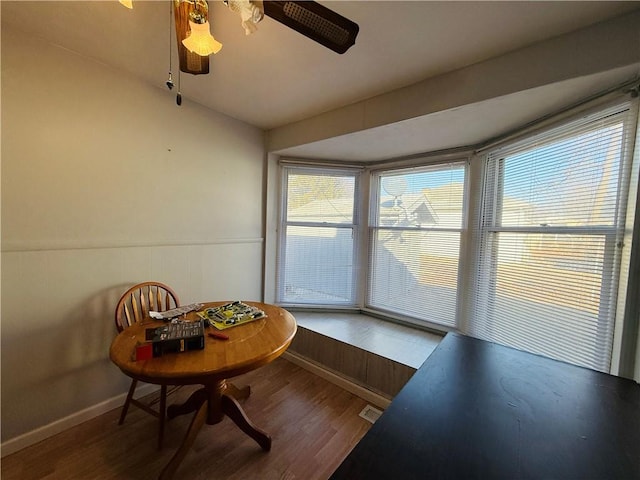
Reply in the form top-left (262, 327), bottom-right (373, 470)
top-left (158, 385), bottom-right (167, 450)
top-left (120, 379), bottom-right (168, 450)
top-left (119, 379), bottom-right (138, 425)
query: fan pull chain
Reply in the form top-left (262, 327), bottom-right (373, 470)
top-left (166, 0), bottom-right (174, 90)
top-left (177, 68), bottom-right (182, 106)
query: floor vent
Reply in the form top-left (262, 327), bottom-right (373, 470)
top-left (359, 404), bottom-right (383, 424)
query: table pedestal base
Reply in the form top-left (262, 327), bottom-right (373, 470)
top-left (159, 380), bottom-right (271, 480)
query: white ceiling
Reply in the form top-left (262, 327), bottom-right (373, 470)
top-left (275, 64), bottom-right (640, 162)
top-left (2, 1), bottom-right (640, 161)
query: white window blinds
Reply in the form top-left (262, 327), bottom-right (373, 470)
top-left (469, 102), bottom-right (636, 372)
top-left (369, 162), bottom-right (467, 326)
top-left (277, 166), bottom-right (359, 306)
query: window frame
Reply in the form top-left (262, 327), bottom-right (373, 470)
top-left (276, 164), bottom-right (362, 307)
top-left (469, 100), bottom-right (636, 372)
top-left (365, 160), bottom-right (470, 329)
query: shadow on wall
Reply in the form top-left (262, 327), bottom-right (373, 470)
top-left (3, 284), bottom-right (131, 386)
top-left (66, 283), bottom-right (134, 367)
top-left (0, 283), bottom-right (138, 442)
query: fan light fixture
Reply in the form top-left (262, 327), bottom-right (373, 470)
top-left (120, 1), bottom-right (221, 61)
top-left (225, 0), bottom-right (264, 35)
top-left (116, 0), bottom-right (357, 104)
top-left (182, 18), bottom-right (222, 56)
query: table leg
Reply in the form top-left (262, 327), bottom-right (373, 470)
top-left (221, 393), bottom-right (272, 451)
top-left (224, 382), bottom-right (251, 401)
top-left (159, 400), bottom-right (207, 480)
top-left (159, 380), bottom-right (270, 479)
top-left (166, 388), bottom-right (208, 419)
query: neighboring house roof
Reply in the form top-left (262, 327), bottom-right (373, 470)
top-left (287, 182), bottom-right (535, 227)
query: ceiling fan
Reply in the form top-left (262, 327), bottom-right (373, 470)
top-left (120, 0), bottom-right (359, 103)
top-left (261, 1), bottom-right (359, 55)
top-left (171, 0), bottom-right (359, 75)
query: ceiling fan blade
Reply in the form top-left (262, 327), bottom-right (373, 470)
top-left (263, 1), bottom-right (359, 54)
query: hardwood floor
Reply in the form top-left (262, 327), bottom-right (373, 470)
top-left (1, 359), bottom-right (373, 480)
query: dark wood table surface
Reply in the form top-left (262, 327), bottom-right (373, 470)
top-left (331, 332), bottom-right (640, 480)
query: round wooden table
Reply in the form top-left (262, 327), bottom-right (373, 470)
top-left (109, 301), bottom-right (297, 479)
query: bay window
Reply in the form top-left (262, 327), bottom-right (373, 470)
top-left (275, 96), bottom-right (639, 374)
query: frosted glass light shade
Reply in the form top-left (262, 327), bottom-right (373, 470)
top-left (119, 0), bottom-right (133, 9)
top-left (182, 20), bottom-right (222, 56)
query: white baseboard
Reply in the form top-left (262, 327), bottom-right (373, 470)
top-left (2, 356), bottom-right (391, 458)
top-left (282, 351), bottom-right (392, 410)
top-left (0, 383), bottom-right (158, 458)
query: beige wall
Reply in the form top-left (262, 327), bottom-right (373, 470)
top-left (1, 26), bottom-right (265, 444)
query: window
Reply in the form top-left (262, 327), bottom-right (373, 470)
top-left (277, 166), bottom-right (359, 305)
top-left (369, 163), bottom-right (467, 327)
top-left (469, 102), bottom-right (636, 372)
top-left (273, 97), bottom-right (639, 375)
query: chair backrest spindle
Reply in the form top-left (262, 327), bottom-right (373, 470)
top-left (115, 282), bottom-right (180, 332)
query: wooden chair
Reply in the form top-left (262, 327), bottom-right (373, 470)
top-left (114, 281), bottom-right (180, 449)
